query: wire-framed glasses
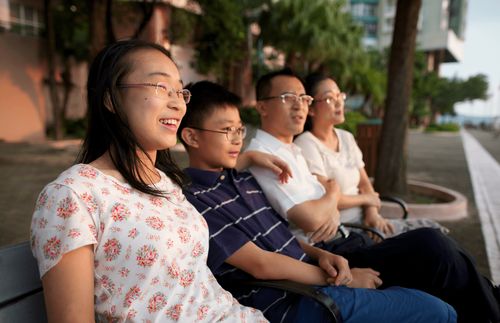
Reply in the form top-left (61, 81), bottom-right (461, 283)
top-left (189, 126), bottom-right (247, 141)
top-left (259, 93), bottom-right (314, 107)
top-left (314, 92), bottom-right (347, 105)
top-left (117, 82), bottom-right (191, 104)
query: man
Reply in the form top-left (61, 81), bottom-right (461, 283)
top-left (245, 68), bottom-right (500, 323)
top-left (178, 80), bottom-right (455, 323)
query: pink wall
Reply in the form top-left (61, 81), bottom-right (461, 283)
top-left (0, 33), bottom-right (46, 142)
top-left (0, 3), bottom-right (207, 143)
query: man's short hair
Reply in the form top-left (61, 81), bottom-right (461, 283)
top-left (178, 81), bottom-right (241, 147)
top-left (255, 68), bottom-right (302, 100)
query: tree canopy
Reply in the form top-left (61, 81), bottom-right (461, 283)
top-left (259, 0), bottom-right (363, 74)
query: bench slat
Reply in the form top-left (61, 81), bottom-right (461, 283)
top-left (0, 241), bottom-right (42, 306)
top-left (0, 291), bottom-right (47, 323)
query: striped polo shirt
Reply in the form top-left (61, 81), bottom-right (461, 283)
top-left (183, 168), bottom-right (310, 323)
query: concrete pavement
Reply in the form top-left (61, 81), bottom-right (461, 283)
top-left (462, 129), bottom-right (500, 283)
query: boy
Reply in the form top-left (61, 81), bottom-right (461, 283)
top-left (179, 80), bottom-right (456, 323)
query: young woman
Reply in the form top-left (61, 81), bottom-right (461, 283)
top-left (294, 73), bottom-right (447, 237)
top-left (30, 40), bottom-right (267, 322)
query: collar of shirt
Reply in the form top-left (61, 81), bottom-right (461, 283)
top-left (184, 167), bottom-right (236, 188)
top-left (253, 129), bottom-right (303, 156)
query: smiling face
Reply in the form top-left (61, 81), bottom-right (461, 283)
top-left (188, 105), bottom-right (243, 171)
top-left (117, 49), bottom-right (186, 156)
top-left (258, 75), bottom-right (308, 143)
top-left (310, 78), bottom-right (345, 126)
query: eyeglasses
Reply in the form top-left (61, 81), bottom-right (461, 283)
top-left (259, 93), bottom-right (314, 107)
top-left (189, 126), bottom-right (247, 142)
top-left (117, 82), bottom-right (191, 104)
top-left (314, 92), bottom-right (347, 105)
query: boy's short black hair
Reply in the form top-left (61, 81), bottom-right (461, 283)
top-left (178, 81), bottom-right (241, 147)
top-left (255, 68), bottom-right (302, 100)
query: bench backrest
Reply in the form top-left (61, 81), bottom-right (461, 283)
top-left (0, 241), bottom-right (48, 322)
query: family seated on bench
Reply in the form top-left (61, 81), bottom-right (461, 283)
top-left (180, 78), bottom-right (499, 323)
top-left (29, 40), bottom-right (499, 322)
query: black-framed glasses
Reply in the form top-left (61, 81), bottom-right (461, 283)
top-left (189, 126), bottom-right (247, 141)
top-left (314, 92), bottom-right (347, 105)
top-left (117, 82), bottom-right (191, 104)
top-left (259, 93), bottom-right (314, 107)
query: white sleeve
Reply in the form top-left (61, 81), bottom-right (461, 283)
top-left (31, 184), bottom-right (98, 277)
top-left (247, 140), bottom-right (326, 219)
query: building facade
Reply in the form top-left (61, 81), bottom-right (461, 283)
top-left (349, 0), bottom-right (468, 72)
top-left (0, 0), bottom-right (205, 143)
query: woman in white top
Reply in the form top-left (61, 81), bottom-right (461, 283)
top-left (294, 73), bottom-right (446, 237)
top-left (30, 40), bottom-right (267, 323)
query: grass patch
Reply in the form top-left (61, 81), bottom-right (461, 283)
top-left (425, 122), bottom-right (460, 133)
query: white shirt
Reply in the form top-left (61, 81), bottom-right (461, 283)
top-left (31, 164), bottom-right (267, 322)
top-left (294, 129), bottom-right (365, 222)
top-left (246, 129), bottom-right (326, 242)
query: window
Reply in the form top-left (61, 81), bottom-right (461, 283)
top-left (365, 22), bottom-right (378, 38)
top-left (351, 3), bottom-right (377, 18)
top-left (6, 2), bottom-right (43, 36)
top-left (383, 17), bottom-right (394, 32)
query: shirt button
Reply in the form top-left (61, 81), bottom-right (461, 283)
top-left (220, 175), bottom-right (225, 180)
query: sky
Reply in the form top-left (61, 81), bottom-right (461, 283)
top-left (440, 0), bottom-right (500, 117)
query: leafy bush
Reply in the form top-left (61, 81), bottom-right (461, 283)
top-left (240, 107), bottom-right (260, 127)
top-left (337, 111), bottom-right (368, 136)
top-left (425, 122), bottom-right (460, 133)
top-left (239, 108), bottom-right (371, 137)
top-left (65, 118), bottom-right (87, 138)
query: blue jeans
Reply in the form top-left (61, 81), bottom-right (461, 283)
top-left (294, 285), bottom-right (457, 323)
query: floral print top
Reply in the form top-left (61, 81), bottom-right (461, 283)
top-left (31, 164), bottom-right (267, 322)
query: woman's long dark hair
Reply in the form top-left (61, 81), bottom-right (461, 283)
top-left (303, 72), bottom-right (331, 132)
top-left (76, 39), bottom-right (186, 196)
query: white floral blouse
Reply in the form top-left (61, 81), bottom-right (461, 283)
top-left (30, 164), bottom-right (267, 322)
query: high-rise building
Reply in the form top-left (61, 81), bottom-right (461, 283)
top-left (349, 0), bottom-right (468, 72)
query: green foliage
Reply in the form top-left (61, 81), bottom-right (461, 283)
top-left (53, 1), bottom-right (90, 61)
top-left (425, 122), bottom-right (460, 133)
top-left (170, 7), bottom-right (197, 45)
top-left (64, 118), bottom-right (87, 138)
top-left (239, 107), bottom-right (261, 127)
top-left (340, 50), bottom-right (387, 114)
top-left (193, 0), bottom-right (248, 82)
top-left (431, 74), bottom-right (489, 116)
top-left (46, 117), bottom-right (87, 139)
top-left (337, 111), bottom-right (368, 136)
top-left (409, 52), bottom-right (488, 123)
top-left (259, 0), bottom-right (363, 74)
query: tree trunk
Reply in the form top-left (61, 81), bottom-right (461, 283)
top-left (285, 51), bottom-right (297, 69)
top-left (105, 0), bottom-right (116, 44)
top-left (374, 0), bottom-right (422, 196)
top-left (44, 0), bottom-right (63, 140)
top-left (89, 0), bottom-right (110, 61)
top-left (61, 57), bottom-right (73, 121)
top-left (133, 0), bottom-right (159, 41)
top-left (231, 24), bottom-right (253, 105)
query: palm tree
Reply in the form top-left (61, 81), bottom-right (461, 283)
top-left (259, 0), bottom-right (362, 75)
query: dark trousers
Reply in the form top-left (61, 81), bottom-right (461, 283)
top-left (319, 228), bottom-right (500, 323)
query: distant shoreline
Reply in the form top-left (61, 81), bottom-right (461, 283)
top-left (438, 114), bottom-right (499, 126)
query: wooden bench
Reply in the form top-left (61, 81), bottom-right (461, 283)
top-left (0, 241), bottom-right (48, 322)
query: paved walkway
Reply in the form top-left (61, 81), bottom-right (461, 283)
top-left (462, 129), bottom-right (500, 283)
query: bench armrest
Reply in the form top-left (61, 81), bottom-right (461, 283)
top-left (380, 195), bottom-right (409, 219)
top-left (341, 222), bottom-right (386, 241)
top-left (238, 280), bottom-right (342, 323)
